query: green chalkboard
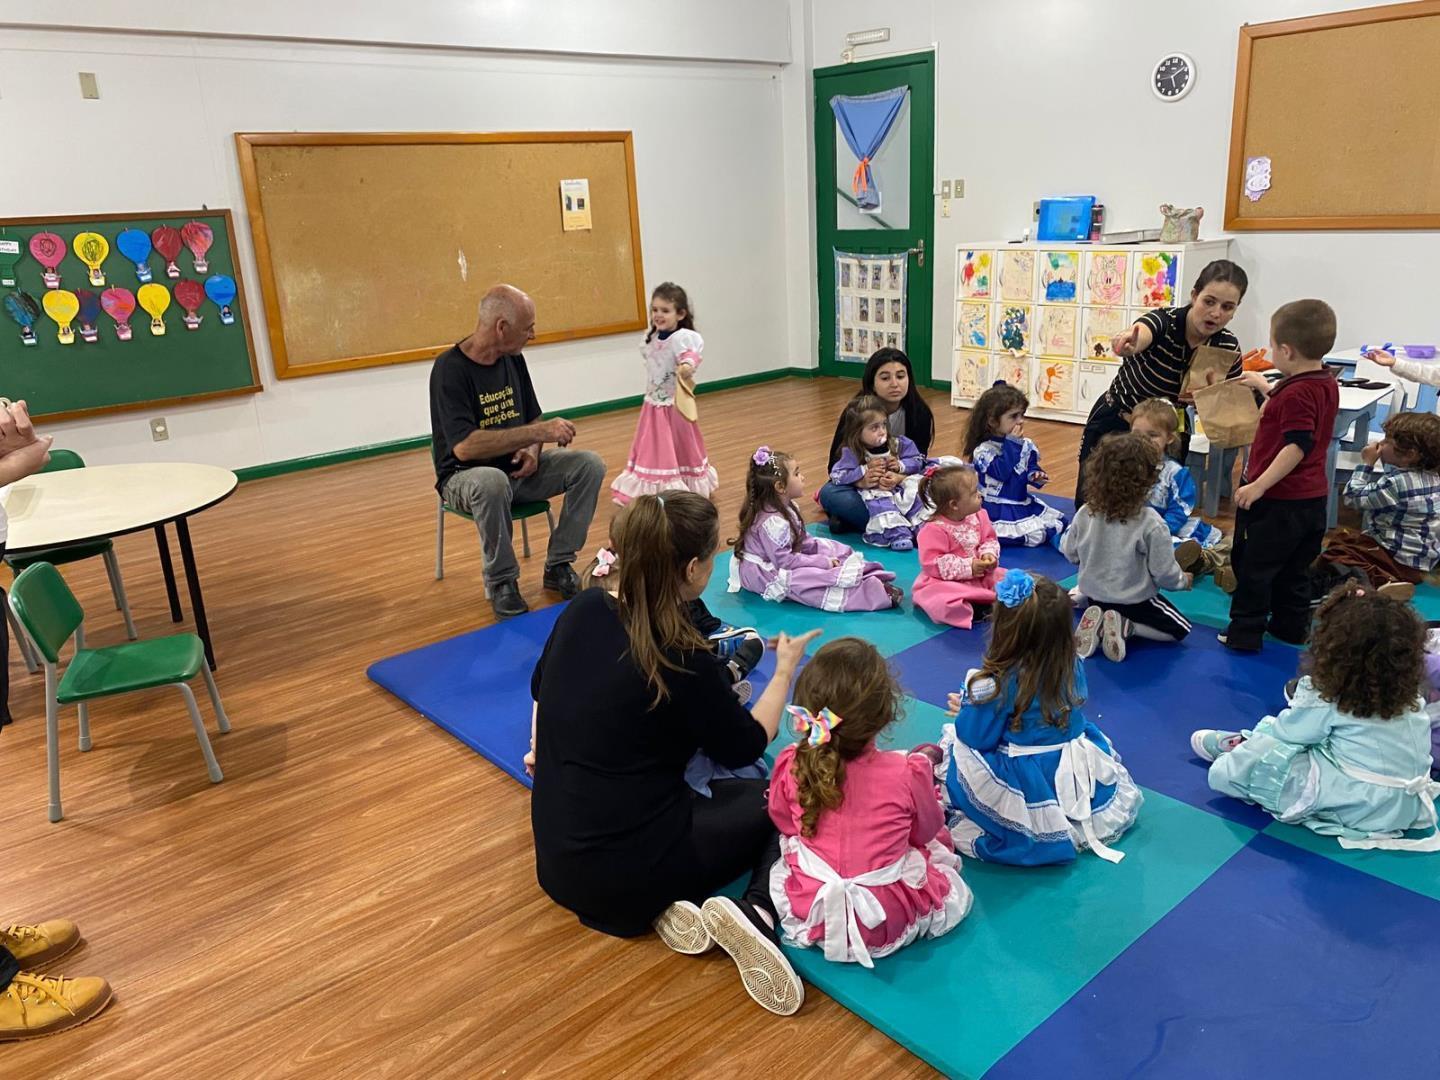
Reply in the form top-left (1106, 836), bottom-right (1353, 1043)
top-left (0, 209), bottom-right (262, 422)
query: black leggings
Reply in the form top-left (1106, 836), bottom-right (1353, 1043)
top-left (687, 779), bottom-right (780, 917)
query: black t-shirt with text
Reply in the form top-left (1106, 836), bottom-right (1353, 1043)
top-left (429, 344), bottom-right (542, 493)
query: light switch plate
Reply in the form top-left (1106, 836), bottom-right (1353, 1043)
top-left (79, 72), bottom-right (99, 99)
top-left (150, 417), bottom-right (169, 442)
top-left (940, 180), bottom-right (952, 199)
top-left (952, 178), bottom-right (965, 198)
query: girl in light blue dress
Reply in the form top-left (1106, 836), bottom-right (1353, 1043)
top-left (939, 570), bottom-right (1142, 865)
top-left (1193, 582), bottom-right (1439, 851)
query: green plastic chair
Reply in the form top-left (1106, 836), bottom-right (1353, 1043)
top-left (5, 450), bottom-right (138, 674)
top-left (9, 561), bottom-right (231, 823)
top-left (430, 441), bottom-right (555, 589)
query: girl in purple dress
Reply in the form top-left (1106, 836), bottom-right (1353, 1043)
top-left (828, 395), bottom-right (929, 551)
top-left (730, 446), bottom-right (901, 612)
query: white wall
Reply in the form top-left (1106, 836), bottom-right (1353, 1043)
top-left (808, 0), bottom-right (1437, 376)
top-left (0, 17), bottom-right (797, 468)
top-left (0, 0), bottom-right (792, 64)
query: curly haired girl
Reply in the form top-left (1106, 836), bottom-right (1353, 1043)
top-left (1060, 432), bottom-right (1193, 662)
top-left (1194, 581), bottom-right (1439, 851)
top-left (767, 637), bottom-right (972, 966)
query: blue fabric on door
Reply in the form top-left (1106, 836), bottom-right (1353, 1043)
top-left (830, 87), bottom-right (908, 210)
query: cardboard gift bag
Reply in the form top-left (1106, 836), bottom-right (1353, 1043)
top-left (1180, 344), bottom-right (1241, 396)
top-left (1191, 378), bottom-right (1259, 449)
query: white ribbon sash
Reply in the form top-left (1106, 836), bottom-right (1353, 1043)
top-left (1333, 759), bottom-right (1440, 852)
top-left (1002, 737), bottom-right (1126, 863)
top-left (792, 839), bottom-right (928, 968)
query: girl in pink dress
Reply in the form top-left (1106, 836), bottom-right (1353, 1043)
top-left (912, 464), bottom-right (1006, 629)
top-left (729, 446), bottom-right (901, 612)
top-left (768, 637), bottom-right (973, 967)
top-left (611, 282), bottom-right (719, 505)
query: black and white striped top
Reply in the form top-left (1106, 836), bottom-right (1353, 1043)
top-left (1108, 305), bottom-right (1241, 410)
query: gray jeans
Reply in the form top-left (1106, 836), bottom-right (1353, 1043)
top-left (442, 449), bottom-right (605, 588)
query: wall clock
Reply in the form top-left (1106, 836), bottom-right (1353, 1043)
top-left (1153, 53), bottom-right (1195, 101)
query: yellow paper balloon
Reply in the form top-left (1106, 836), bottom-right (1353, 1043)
top-left (43, 289), bottom-right (80, 345)
top-left (137, 283), bottom-right (170, 336)
top-left (73, 231), bottom-right (109, 286)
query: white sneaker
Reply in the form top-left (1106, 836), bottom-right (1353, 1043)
top-left (1075, 606), bottom-right (1103, 659)
top-left (700, 896), bottom-right (803, 1016)
top-left (653, 901), bottom-right (713, 956)
top-left (1101, 609), bottom-right (1128, 662)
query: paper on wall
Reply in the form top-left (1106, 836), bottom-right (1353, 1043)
top-left (834, 249), bottom-right (907, 363)
top-left (560, 178), bottom-right (592, 231)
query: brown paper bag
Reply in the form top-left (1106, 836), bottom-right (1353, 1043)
top-left (1191, 378), bottom-right (1259, 449)
top-left (1180, 344), bottom-right (1241, 395)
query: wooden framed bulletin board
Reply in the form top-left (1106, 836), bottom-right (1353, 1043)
top-left (1225, 1), bottom-right (1440, 230)
top-left (234, 131), bottom-right (648, 379)
top-left (0, 209), bottom-right (261, 422)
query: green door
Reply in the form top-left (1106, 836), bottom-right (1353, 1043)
top-left (815, 52), bottom-right (936, 384)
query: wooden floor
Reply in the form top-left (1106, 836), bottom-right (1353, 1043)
top-left (1, 376), bottom-right (1223, 1078)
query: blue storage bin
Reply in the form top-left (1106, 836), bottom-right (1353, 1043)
top-left (1037, 196), bottom-right (1097, 242)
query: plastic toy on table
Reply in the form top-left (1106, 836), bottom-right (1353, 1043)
top-left (1361, 343), bottom-right (1437, 360)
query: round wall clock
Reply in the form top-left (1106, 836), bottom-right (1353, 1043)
top-left (1153, 53), bottom-right (1195, 101)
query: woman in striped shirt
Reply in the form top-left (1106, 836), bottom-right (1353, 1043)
top-left (1073, 260), bottom-right (1249, 507)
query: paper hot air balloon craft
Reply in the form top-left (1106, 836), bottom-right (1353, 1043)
top-left (0, 235), bottom-right (21, 288)
top-left (175, 279), bottom-right (205, 331)
top-left (4, 291), bottom-right (41, 346)
top-left (101, 287), bottom-right (136, 340)
top-left (204, 274), bottom-right (237, 326)
top-left (137, 283), bottom-right (170, 336)
top-left (116, 228), bottom-right (153, 283)
top-left (151, 226), bottom-right (182, 280)
top-left (43, 289), bottom-right (80, 344)
top-left (181, 221), bottom-right (213, 274)
top-left (75, 289), bottom-right (103, 343)
top-left (29, 232), bottom-right (66, 289)
top-left (73, 231), bottom-right (109, 287)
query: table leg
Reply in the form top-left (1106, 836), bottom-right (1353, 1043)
top-left (154, 524), bottom-right (183, 623)
top-left (174, 517), bottom-right (216, 670)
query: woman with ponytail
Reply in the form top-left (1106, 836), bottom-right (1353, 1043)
top-left (530, 492), bottom-right (819, 1015)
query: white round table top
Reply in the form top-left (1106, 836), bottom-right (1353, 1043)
top-left (2, 462), bottom-right (238, 551)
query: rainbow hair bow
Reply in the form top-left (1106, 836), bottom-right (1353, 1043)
top-left (786, 704), bottom-right (844, 747)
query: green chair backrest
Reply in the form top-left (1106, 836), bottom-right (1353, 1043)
top-left (9, 562), bottom-right (84, 664)
top-left (41, 448), bottom-right (85, 473)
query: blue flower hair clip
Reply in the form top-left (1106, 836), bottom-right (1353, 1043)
top-left (995, 568), bottom-right (1035, 608)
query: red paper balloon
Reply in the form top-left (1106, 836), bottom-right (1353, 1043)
top-left (174, 279), bottom-right (205, 313)
top-left (28, 231), bottom-right (64, 269)
top-left (101, 287), bottom-right (136, 322)
top-left (151, 226), bottom-right (182, 261)
top-left (180, 221), bottom-right (213, 258)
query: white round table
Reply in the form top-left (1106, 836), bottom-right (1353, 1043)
top-left (3, 463), bottom-right (238, 668)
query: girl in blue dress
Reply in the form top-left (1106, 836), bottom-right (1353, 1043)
top-left (962, 383), bottom-right (1066, 547)
top-left (939, 570), bottom-right (1142, 865)
top-left (1193, 582), bottom-right (1439, 851)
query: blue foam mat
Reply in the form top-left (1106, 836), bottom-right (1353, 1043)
top-left (988, 833), bottom-right (1440, 1079)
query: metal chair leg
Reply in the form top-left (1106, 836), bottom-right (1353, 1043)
top-left (104, 548), bottom-right (139, 640)
top-left (201, 664), bottom-right (232, 734)
top-left (77, 702), bottom-right (91, 752)
top-left (44, 664), bottom-right (62, 822)
top-left (176, 682), bottom-right (224, 783)
top-left (521, 517), bottom-right (532, 559)
top-left (8, 604), bottom-right (39, 675)
top-left (435, 498), bottom-right (445, 580)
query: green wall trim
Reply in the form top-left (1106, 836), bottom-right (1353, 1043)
top-left (234, 366), bottom-right (819, 483)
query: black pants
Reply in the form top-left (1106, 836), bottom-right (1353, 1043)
top-left (1225, 496), bottom-right (1328, 650)
top-left (688, 779), bottom-right (780, 917)
top-left (0, 944), bottom-right (15, 989)
top-left (1075, 394), bottom-right (1131, 507)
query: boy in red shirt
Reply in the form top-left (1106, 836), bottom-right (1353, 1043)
top-left (1220, 299), bottom-right (1339, 652)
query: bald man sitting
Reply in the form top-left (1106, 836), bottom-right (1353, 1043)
top-left (430, 285), bottom-right (605, 618)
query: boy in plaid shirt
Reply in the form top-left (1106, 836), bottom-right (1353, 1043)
top-left (1315, 411), bottom-right (1440, 595)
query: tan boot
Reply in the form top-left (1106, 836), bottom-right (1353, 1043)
top-left (1378, 581), bottom-right (1416, 602)
top-left (0, 972), bottom-right (113, 1041)
top-left (0, 921), bottom-right (80, 970)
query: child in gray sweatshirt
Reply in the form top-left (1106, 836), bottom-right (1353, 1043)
top-left (1061, 433), bottom-right (1194, 662)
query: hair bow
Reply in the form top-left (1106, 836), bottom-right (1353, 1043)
top-left (752, 446), bottom-right (773, 468)
top-left (592, 547), bottom-right (617, 578)
top-left (923, 464), bottom-right (939, 478)
top-left (994, 568), bottom-right (1035, 608)
top-left (786, 704), bottom-right (843, 747)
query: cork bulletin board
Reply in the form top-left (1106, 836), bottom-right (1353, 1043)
top-left (235, 131), bottom-right (647, 378)
top-left (1225, 1), bottom-right (1440, 230)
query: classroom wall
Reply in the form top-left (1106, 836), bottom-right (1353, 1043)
top-left (0, 12), bottom-right (799, 469)
top-left (807, 0), bottom-right (1438, 378)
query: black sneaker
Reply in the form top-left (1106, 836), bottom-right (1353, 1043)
top-left (699, 896), bottom-right (803, 1016)
top-left (542, 563), bottom-right (581, 599)
top-left (490, 580), bottom-right (529, 619)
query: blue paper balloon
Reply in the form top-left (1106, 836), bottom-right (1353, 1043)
top-left (116, 228), bottom-right (153, 282)
top-left (203, 274), bottom-right (236, 307)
